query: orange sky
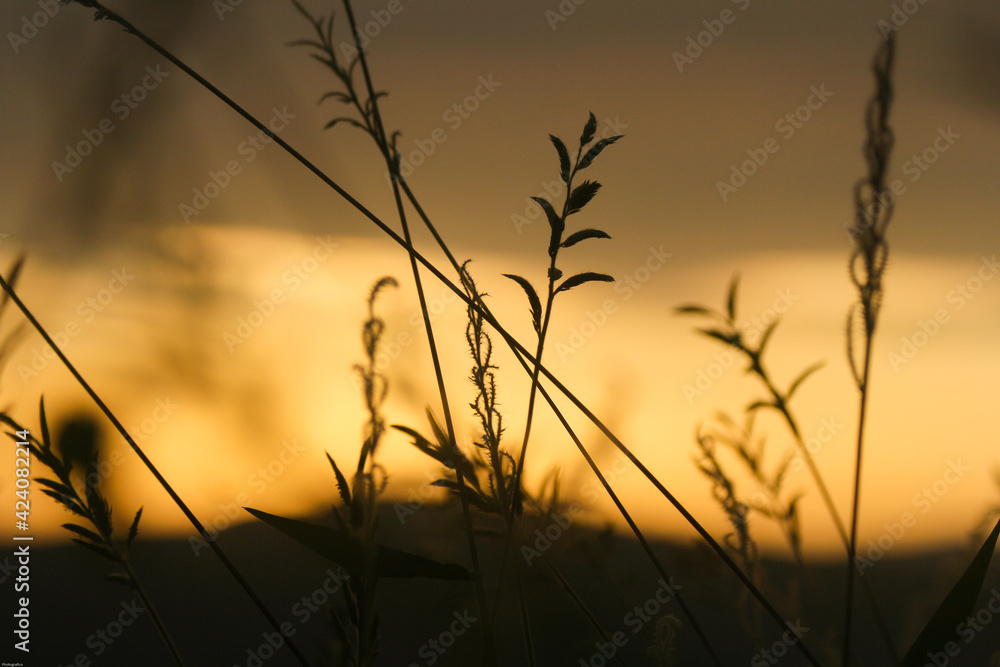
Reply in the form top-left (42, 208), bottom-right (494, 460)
top-left (2, 0), bottom-right (1000, 560)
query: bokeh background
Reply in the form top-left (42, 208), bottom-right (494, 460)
top-left (3, 0), bottom-right (1000, 569)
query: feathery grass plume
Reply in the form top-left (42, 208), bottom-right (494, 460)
top-left (693, 424), bottom-right (766, 647)
top-left (842, 33), bottom-right (896, 667)
top-left (1, 401), bottom-right (184, 666)
top-left (287, 0), bottom-right (396, 160)
top-left (462, 263), bottom-right (515, 517)
top-left (693, 427), bottom-right (757, 575)
top-left (354, 276), bottom-right (397, 475)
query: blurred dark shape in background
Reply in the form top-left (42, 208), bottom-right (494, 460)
top-left (56, 412), bottom-right (102, 490)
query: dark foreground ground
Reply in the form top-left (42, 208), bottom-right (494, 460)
top-left (4, 502), bottom-right (1000, 666)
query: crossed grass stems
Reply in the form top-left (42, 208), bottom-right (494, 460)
top-left (3, 2), bottom-right (998, 665)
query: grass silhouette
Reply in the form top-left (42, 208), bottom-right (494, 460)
top-left (4, 3), bottom-right (1000, 666)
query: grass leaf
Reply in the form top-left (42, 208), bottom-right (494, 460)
top-left (577, 135), bottom-right (622, 171)
top-left (673, 304), bottom-right (712, 316)
top-left (532, 196), bottom-right (565, 257)
top-left (245, 507), bottom-right (473, 580)
top-left (555, 272), bottom-right (614, 294)
top-left (899, 516), bottom-right (1000, 666)
top-left (503, 274), bottom-right (542, 334)
top-left (726, 274), bottom-right (739, 321)
top-left (786, 361), bottom-right (825, 400)
top-left (62, 523), bottom-right (103, 544)
top-left (757, 319), bottom-right (780, 356)
top-left (126, 508), bottom-right (142, 553)
top-left (35, 477), bottom-right (73, 497)
top-left (41, 489), bottom-right (86, 516)
top-left (561, 228), bottom-right (611, 249)
top-left (580, 112), bottom-right (597, 147)
top-left (696, 327), bottom-right (739, 347)
top-left (567, 180), bottom-right (601, 215)
top-left (245, 507), bottom-right (364, 572)
top-left (105, 572), bottom-right (137, 591)
top-left (39, 397), bottom-right (51, 452)
top-left (71, 538), bottom-right (118, 564)
top-left (393, 425), bottom-right (446, 462)
top-left (549, 134), bottom-right (571, 183)
top-left (326, 452), bottom-right (352, 506)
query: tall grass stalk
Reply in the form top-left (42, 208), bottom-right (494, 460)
top-left (287, 1), bottom-right (498, 661)
top-left (843, 34), bottom-right (896, 666)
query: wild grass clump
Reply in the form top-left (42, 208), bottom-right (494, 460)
top-left (7, 3), bottom-right (1000, 666)
top-left (1, 402), bottom-right (184, 666)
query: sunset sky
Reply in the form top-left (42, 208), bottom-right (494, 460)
top-left (2, 0), bottom-right (1000, 559)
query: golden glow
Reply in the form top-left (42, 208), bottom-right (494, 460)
top-left (6, 226), bottom-right (999, 561)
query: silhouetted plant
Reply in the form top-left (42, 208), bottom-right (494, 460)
top-left (1, 401), bottom-right (184, 666)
